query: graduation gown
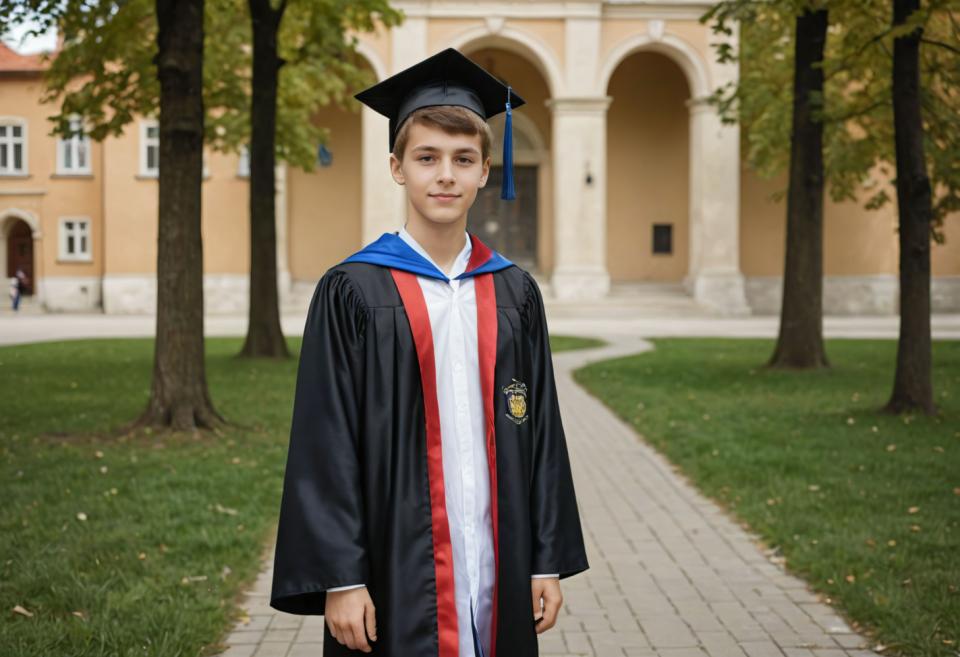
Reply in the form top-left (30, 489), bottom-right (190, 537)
top-left (270, 231), bottom-right (589, 657)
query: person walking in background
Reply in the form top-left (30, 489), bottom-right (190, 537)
top-left (9, 268), bottom-right (28, 311)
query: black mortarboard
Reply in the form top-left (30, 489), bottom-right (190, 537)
top-left (353, 47), bottom-right (526, 200)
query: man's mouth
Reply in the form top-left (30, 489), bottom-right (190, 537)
top-left (430, 193), bottom-right (460, 198)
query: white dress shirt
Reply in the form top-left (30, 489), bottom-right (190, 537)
top-left (327, 227), bottom-right (557, 657)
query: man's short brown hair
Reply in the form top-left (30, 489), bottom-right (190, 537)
top-left (392, 105), bottom-right (493, 162)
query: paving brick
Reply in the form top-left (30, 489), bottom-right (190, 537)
top-left (226, 630), bottom-right (264, 645)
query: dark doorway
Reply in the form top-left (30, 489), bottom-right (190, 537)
top-left (468, 165), bottom-right (538, 271)
top-left (6, 220), bottom-right (34, 295)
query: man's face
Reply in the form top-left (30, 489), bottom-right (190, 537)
top-left (390, 121), bottom-right (490, 227)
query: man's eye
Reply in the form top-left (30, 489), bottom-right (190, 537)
top-left (457, 158), bottom-right (474, 164)
top-left (418, 156), bottom-right (433, 162)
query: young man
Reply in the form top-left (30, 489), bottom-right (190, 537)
top-left (270, 48), bottom-right (588, 657)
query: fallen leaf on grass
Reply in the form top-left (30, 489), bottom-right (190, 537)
top-left (907, 506), bottom-right (920, 514)
top-left (71, 610), bottom-right (86, 620)
top-left (214, 503), bottom-right (238, 516)
top-left (845, 574), bottom-right (856, 583)
top-left (12, 605), bottom-right (33, 617)
top-left (886, 444), bottom-right (897, 452)
top-left (76, 512), bottom-right (87, 521)
top-left (181, 575), bottom-right (208, 584)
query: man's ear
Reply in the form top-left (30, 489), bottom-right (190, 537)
top-left (480, 155), bottom-right (491, 186)
top-left (389, 153), bottom-right (405, 185)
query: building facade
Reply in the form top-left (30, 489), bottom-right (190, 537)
top-left (2, 0), bottom-right (958, 315)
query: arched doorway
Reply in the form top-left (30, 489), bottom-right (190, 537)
top-left (4, 216), bottom-right (35, 295)
top-left (605, 50), bottom-right (691, 283)
top-left (459, 46), bottom-right (552, 273)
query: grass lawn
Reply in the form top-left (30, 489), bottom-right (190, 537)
top-left (573, 337), bottom-right (960, 657)
top-left (0, 333), bottom-right (601, 657)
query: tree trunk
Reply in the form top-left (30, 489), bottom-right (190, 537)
top-left (885, 0), bottom-right (936, 415)
top-left (768, 6), bottom-right (830, 370)
top-left (131, 0), bottom-right (225, 432)
top-left (240, 0), bottom-right (289, 359)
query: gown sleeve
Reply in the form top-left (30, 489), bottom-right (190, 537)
top-left (521, 270), bottom-right (590, 580)
top-left (270, 268), bottom-right (370, 615)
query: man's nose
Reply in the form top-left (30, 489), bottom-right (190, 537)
top-left (437, 157), bottom-right (455, 182)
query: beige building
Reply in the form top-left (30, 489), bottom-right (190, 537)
top-left (2, 1), bottom-right (958, 315)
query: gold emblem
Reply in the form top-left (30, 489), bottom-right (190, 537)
top-left (502, 379), bottom-right (529, 425)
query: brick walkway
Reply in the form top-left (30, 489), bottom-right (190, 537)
top-left (217, 335), bottom-right (881, 657)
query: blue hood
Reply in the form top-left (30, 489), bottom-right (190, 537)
top-left (341, 231), bottom-right (513, 282)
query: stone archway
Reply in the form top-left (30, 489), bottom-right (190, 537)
top-left (452, 38), bottom-right (558, 276)
top-left (0, 208), bottom-right (41, 297)
top-left (599, 26), bottom-right (750, 314)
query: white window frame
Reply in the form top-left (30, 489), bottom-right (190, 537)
top-left (58, 216), bottom-right (93, 262)
top-left (0, 117), bottom-right (28, 176)
top-left (139, 119), bottom-right (210, 179)
top-left (56, 114), bottom-right (92, 175)
top-left (237, 143), bottom-right (250, 178)
top-left (139, 119), bottom-right (159, 177)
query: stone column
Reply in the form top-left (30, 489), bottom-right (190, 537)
top-left (547, 96), bottom-right (612, 300)
top-left (684, 98), bottom-right (750, 315)
top-left (683, 26), bottom-right (750, 315)
top-left (359, 16), bottom-right (426, 245)
top-left (360, 107), bottom-right (404, 245)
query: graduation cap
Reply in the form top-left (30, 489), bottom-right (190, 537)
top-left (353, 47), bottom-right (526, 201)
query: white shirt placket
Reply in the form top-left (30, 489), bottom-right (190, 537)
top-left (398, 228), bottom-right (491, 657)
top-left (450, 282), bottom-right (480, 609)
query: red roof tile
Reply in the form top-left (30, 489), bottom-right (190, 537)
top-left (0, 41), bottom-right (52, 72)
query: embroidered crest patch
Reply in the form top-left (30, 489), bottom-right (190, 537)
top-left (502, 379), bottom-right (529, 425)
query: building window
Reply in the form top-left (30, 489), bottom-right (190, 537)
top-left (0, 119), bottom-right (27, 175)
top-left (56, 115), bottom-right (92, 175)
top-left (652, 223), bottom-right (673, 255)
top-left (140, 119), bottom-right (210, 178)
top-left (59, 217), bottom-right (92, 261)
top-left (237, 144), bottom-right (250, 178)
top-left (140, 119), bottom-right (159, 177)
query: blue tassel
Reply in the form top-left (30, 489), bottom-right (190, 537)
top-left (500, 85), bottom-right (516, 201)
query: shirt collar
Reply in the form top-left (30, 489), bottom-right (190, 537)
top-left (398, 226), bottom-right (472, 279)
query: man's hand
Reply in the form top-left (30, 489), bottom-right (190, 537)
top-left (531, 576), bottom-right (562, 633)
top-left (325, 586), bottom-right (377, 652)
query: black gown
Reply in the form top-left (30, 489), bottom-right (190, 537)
top-left (270, 232), bottom-right (589, 657)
